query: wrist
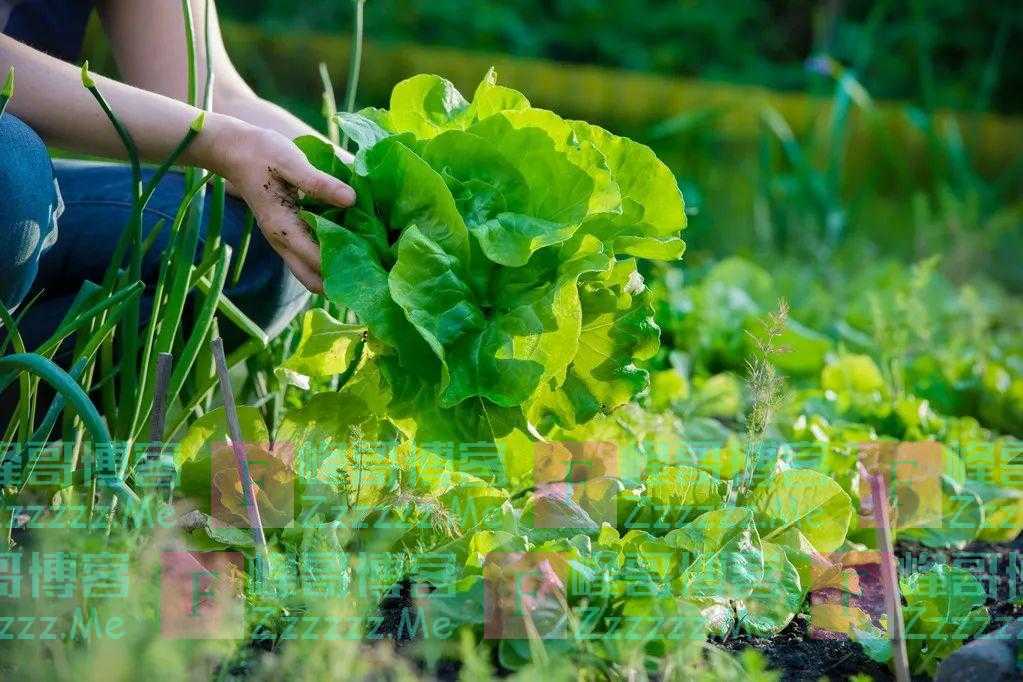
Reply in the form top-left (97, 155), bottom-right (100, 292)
top-left (186, 111), bottom-right (254, 178)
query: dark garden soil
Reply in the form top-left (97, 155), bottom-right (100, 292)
top-left (716, 616), bottom-right (897, 681)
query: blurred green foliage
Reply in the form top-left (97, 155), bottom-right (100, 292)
top-left (205, 0), bottom-right (1022, 291)
top-left (218, 0), bottom-right (1021, 114)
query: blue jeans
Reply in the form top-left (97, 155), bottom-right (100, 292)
top-left (0, 113), bottom-right (309, 351)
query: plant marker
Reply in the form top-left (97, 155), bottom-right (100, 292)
top-left (148, 353), bottom-right (173, 444)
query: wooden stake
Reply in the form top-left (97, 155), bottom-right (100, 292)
top-left (146, 352), bottom-right (175, 499)
top-left (211, 337), bottom-right (269, 581)
top-left (148, 352), bottom-right (174, 443)
top-left (859, 461), bottom-right (911, 682)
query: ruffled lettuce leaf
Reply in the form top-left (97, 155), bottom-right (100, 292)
top-left (276, 309), bottom-right (366, 389)
top-left (390, 230), bottom-right (609, 408)
top-left (735, 541), bottom-right (803, 636)
top-left (901, 565), bottom-right (990, 676)
top-left (570, 121), bottom-right (687, 249)
top-left (382, 68), bottom-right (531, 140)
top-left (422, 126), bottom-right (612, 266)
top-left (749, 468), bottom-right (853, 554)
top-left (666, 507), bottom-right (765, 601)
top-left (530, 259), bottom-right (661, 429)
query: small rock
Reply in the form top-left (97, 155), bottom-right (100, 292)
top-left (999, 617), bottom-right (1023, 653)
top-left (936, 636), bottom-right (1017, 681)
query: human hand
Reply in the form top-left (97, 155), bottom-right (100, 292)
top-left (204, 118), bottom-right (355, 293)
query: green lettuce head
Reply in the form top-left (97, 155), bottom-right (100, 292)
top-left (296, 69), bottom-right (686, 446)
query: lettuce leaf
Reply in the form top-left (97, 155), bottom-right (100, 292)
top-left (901, 565), bottom-right (990, 676)
top-left (666, 507), bottom-right (764, 601)
top-left (749, 468), bottom-right (853, 554)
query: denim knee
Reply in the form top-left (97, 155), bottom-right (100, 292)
top-left (0, 114), bottom-right (59, 310)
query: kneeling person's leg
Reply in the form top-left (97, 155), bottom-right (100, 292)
top-left (0, 114), bottom-right (60, 311)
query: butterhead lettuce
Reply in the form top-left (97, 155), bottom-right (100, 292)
top-left (297, 70), bottom-right (686, 445)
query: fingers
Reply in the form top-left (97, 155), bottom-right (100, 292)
top-left (257, 201), bottom-right (324, 294)
top-left (292, 165), bottom-right (357, 208)
top-left (234, 135), bottom-right (348, 294)
top-left (279, 217), bottom-right (321, 274)
top-left (283, 252), bottom-right (324, 294)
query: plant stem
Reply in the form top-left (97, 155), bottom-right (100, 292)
top-left (729, 301), bottom-right (789, 505)
top-left (0, 305), bottom-right (32, 448)
top-left (0, 354), bottom-right (139, 507)
top-left (15, 358), bottom-right (88, 496)
top-left (319, 62), bottom-right (340, 145)
top-left (340, 0), bottom-right (366, 150)
top-left (80, 62), bottom-right (205, 444)
top-left (230, 212), bottom-right (255, 286)
top-left (125, 116), bottom-right (207, 440)
top-left (180, 0), bottom-right (198, 107)
top-left (201, 0), bottom-right (215, 110)
top-left (81, 62), bottom-right (141, 191)
top-left (0, 66), bottom-right (14, 118)
top-left (132, 245), bottom-right (235, 445)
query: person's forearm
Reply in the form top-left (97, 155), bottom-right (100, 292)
top-left (98, 0), bottom-right (324, 147)
top-left (214, 81), bottom-right (325, 142)
top-left (213, 84), bottom-right (354, 163)
top-left (2, 32), bottom-right (356, 295)
top-left (0, 34), bottom-right (242, 174)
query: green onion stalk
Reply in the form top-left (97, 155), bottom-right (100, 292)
top-left (0, 66), bottom-right (14, 118)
